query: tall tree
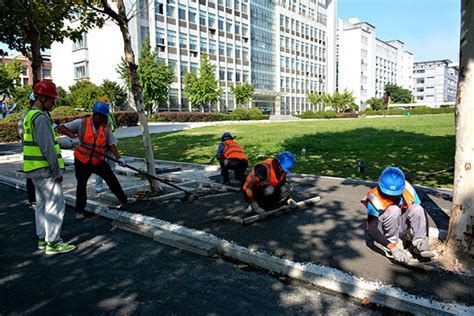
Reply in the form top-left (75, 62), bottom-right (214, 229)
top-left (447, 0), bottom-right (474, 257)
top-left (0, 1), bottom-right (101, 84)
top-left (84, 0), bottom-right (162, 192)
top-left (100, 79), bottom-right (126, 111)
top-left (384, 84), bottom-right (412, 104)
top-left (0, 59), bottom-right (22, 95)
top-left (366, 97), bottom-right (385, 111)
top-left (183, 53), bottom-right (223, 111)
top-left (230, 83), bottom-right (255, 108)
top-left (307, 92), bottom-right (324, 109)
top-left (68, 79), bottom-right (102, 110)
top-left (137, 37), bottom-right (174, 113)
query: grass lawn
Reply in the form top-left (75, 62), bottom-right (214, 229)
top-left (119, 114), bottom-right (455, 188)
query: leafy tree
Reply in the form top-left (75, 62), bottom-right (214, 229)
top-left (11, 84), bottom-right (33, 112)
top-left (0, 59), bottom-right (22, 95)
top-left (137, 37), bottom-right (174, 113)
top-left (307, 92), bottom-right (324, 107)
top-left (116, 57), bottom-right (131, 89)
top-left (100, 79), bottom-right (126, 111)
top-left (366, 97), bottom-right (385, 111)
top-left (314, 90), bottom-right (357, 112)
top-left (183, 53), bottom-right (223, 110)
top-left (384, 84), bottom-right (412, 104)
top-left (68, 80), bottom-right (102, 110)
top-left (84, 0), bottom-right (162, 192)
top-left (56, 86), bottom-right (72, 107)
top-left (0, 1), bottom-right (102, 84)
top-left (230, 83), bottom-right (255, 108)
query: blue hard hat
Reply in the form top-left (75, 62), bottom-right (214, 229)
top-left (92, 102), bottom-right (110, 116)
top-left (277, 151), bottom-right (296, 173)
top-left (378, 167), bottom-right (406, 196)
top-left (221, 132), bottom-right (233, 141)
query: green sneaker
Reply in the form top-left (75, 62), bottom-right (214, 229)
top-left (45, 242), bottom-right (76, 255)
top-left (37, 239), bottom-right (47, 250)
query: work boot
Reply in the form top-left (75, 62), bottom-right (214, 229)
top-left (37, 239), bottom-right (47, 250)
top-left (75, 212), bottom-right (85, 220)
top-left (45, 241), bottom-right (76, 255)
top-left (412, 237), bottom-right (435, 258)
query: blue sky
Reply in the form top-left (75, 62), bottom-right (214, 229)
top-left (338, 0), bottom-right (461, 63)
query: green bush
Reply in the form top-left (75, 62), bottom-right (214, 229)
top-left (51, 106), bottom-right (78, 117)
top-left (232, 108), bottom-right (250, 120)
top-left (248, 108), bottom-right (263, 119)
top-left (361, 107), bottom-right (454, 116)
top-left (296, 110), bottom-right (338, 119)
top-left (2, 112), bottom-right (22, 123)
top-left (148, 111), bottom-right (267, 123)
top-left (113, 111), bottom-right (139, 127)
top-left (0, 122), bottom-right (20, 142)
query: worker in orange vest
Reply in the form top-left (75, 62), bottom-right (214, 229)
top-left (216, 132), bottom-right (248, 185)
top-left (243, 151), bottom-right (297, 214)
top-left (58, 102), bottom-right (128, 219)
top-left (361, 167), bottom-right (433, 263)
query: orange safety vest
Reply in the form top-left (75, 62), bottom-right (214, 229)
top-left (74, 117), bottom-right (110, 165)
top-left (243, 159), bottom-right (285, 190)
top-left (220, 139), bottom-right (247, 160)
top-left (361, 181), bottom-right (416, 212)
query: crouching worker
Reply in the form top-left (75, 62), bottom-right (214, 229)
top-left (58, 102), bottom-right (128, 219)
top-left (361, 167), bottom-right (433, 264)
top-left (216, 132), bottom-right (248, 185)
top-left (243, 151), bottom-right (297, 214)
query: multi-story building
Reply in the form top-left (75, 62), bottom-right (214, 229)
top-left (51, 0), bottom-right (336, 114)
top-left (1, 54), bottom-right (52, 86)
top-left (412, 59), bottom-right (458, 104)
top-left (336, 18), bottom-right (413, 110)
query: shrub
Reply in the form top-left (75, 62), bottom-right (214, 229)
top-left (51, 106), bottom-right (78, 117)
top-left (360, 107), bottom-right (454, 116)
top-left (232, 108), bottom-right (250, 120)
top-left (295, 110), bottom-right (338, 119)
top-left (2, 112), bottom-right (22, 123)
top-left (248, 108), bottom-right (263, 120)
top-left (148, 111), bottom-right (267, 123)
top-left (0, 122), bottom-right (20, 142)
top-left (113, 111), bottom-right (139, 127)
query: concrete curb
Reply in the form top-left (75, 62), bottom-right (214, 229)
top-left (0, 175), bottom-right (470, 315)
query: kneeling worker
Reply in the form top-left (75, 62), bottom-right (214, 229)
top-left (243, 151), bottom-right (297, 214)
top-left (361, 167), bottom-right (433, 264)
top-left (58, 102), bottom-right (128, 219)
top-left (216, 132), bottom-right (248, 184)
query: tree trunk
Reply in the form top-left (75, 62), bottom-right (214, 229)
top-left (30, 38), bottom-right (43, 85)
top-left (447, 0), bottom-right (474, 256)
top-left (116, 0), bottom-right (162, 192)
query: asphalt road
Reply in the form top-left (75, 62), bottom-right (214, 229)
top-left (0, 184), bottom-right (388, 315)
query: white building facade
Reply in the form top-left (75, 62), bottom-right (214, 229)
top-left (51, 0), bottom-right (337, 114)
top-left (336, 18), bottom-right (414, 110)
top-left (412, 59), bottom-right (458, 104)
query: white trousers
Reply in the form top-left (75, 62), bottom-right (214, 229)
top-left (32, 177), bottom-right (65, 244)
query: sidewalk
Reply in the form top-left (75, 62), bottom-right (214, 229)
top-left (0, 152), bottom-right (472, 314)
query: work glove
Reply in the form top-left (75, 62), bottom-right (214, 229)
top-left (250, 202), bottom-right (265, 214)
top-left (117, 158), bottom-right (126, 167)
top-left (390, 247), bottom-right (411, 264)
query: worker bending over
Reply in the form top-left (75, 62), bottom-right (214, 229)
top-left (216, 132), bottom-right (248, 184)
top-left (243, 151), bottom-right (297, 214)
top-left (361, 167), bottom-right (433, 263)
top-left (58, 102), bottom-right (128, 219)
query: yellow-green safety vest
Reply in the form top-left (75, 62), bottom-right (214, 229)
top-left (108, 114), bottom-right (117, 134)
top-left (23, 109), bottom-right (65, 173)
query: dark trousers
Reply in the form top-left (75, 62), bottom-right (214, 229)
top-left (220, 158), bottom-right (248, 183)
top-left (75, 158), bottom-right (127, 213)
top-left (244, 182), bottom-right (293, 211)
top-left (26, 178), bottom-right (36, 203)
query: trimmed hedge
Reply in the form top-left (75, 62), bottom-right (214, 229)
top-left (295, 110), bottom-right (340, 119)
top-left (0, 111), bottom-right (138, 143)
top-left (360, 107), bottom-right (454, 116)
top-left (148, 110), bottom-right (268, 123)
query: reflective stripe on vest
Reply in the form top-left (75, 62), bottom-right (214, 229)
top-left (108, 114), bottom-right (117, 133)
top-left (74, 117), bottom-right (109, 165)
top-left (361, 181), bottom-right (416, 214)
top-left (221, 139), bottom-right (247, 160)
top-left (243, 159), bottom-right (285, 190)
top-left (23, 109), bottom-right (64, 173)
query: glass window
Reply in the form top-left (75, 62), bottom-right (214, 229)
top-left (156, 27), bottom-right (165, 45)
top-left (209, 40), bottom-right (217, 55)
top-left (242, 47), bottom-right (248, 60)
top-left (226, 45), bottom-right (232, 58)
top-left (234, 21), bottom-right (240, 35)
top-left (218, 16), bottom-right (224, 30)
top-left (241, 24), bottom-right (248, 37)
top-left (167, 3), bottom-right (175, 17)
top-left (227, 70), bottom-right (233, 81)
top-left (178, 5), bottom-right (186, 20)
top-left (219, 43), bottom-right (225, 55)
top-left (73, 34), bottom-right (87, 50)
top-left (188, 7), bottom-right (196, 23)
top-left (191, 62), bottom-right (199, 72)
top-left (167, 30), bottom-right (176, 47)
top-left (235, 47), bottom-right (240, 59)
top-left (180, 60), bottom-right (188, 76)
top-left (208, 13), bottom-right (215, 28)
top-left (219, 69), bottom-right (225, 80)
top-left (169, 59), bottom-right (177, 74)
top-left (226, 21), bottom-right (232, 32)
top-left (189, 35), bottom-right (198, 51)
top-left (200, 38), bottom-right (207, 52)
top-left (200, 10), bottom-right (206, 25)
top-left (179, 33), bottom-right (187, 49)
top-left (74, 62), bottom-right (88, 79)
